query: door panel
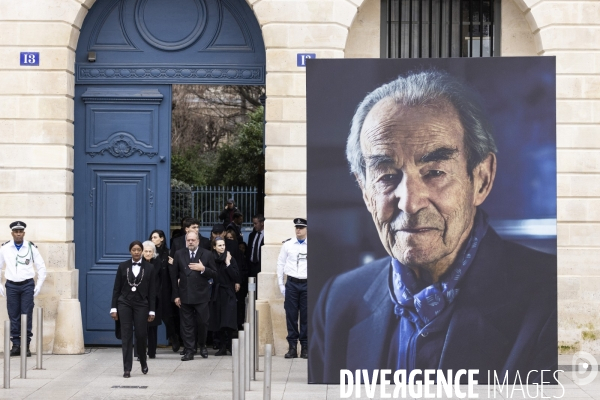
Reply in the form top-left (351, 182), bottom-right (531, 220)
top-left (75, 85), bottom-right (171, 344)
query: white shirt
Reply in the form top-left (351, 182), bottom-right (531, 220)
top-left (0, 239), bottom-right (46, 285)
top-left (277, 237), bottom-right (308, 289)
top-left (110, 259), bottom-right (154, 315)
top-left (250, 230), bottom-right (264, 262)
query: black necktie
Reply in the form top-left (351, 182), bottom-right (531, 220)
top-left (191, 251), bottom-right (195, 259)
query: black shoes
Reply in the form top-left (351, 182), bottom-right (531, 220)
top-left (180, 349), bottom-right (197, 356)
top-left (171, 335), bottom-right (180, 353)
top-left (214, 345), bottom-right (229, 356)
top-left (199, 346), bottom-right (208, 358)
top-left (300, 345), bottom-right (308, 359)
top-left (181, 352), bottom-right (194, 361)
top-left (140, 359), bottom-right (149, 374)
top-left (284, 345), bottom-right (298, 359)
top-left (9, 346), bottom-right (20, 357)
top-left (9, 346), bottom-right (31, 357)
top-left (123, 371), bottom-right (131, 378)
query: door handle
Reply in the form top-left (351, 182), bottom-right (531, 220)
top-left (159, 156), bottom-right (166, 163)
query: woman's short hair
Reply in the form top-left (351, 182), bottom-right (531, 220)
top-left (129, 240), bottom-right (144, 251)
top-left (142, 240), bottom-right (158, 258)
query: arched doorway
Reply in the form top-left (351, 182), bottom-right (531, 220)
top-left (74, 0), bottom-right (265, 344)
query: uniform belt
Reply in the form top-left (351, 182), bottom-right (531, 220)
top-left (288, 276), bottom-right (307, 284)
top-left (7, 278), bottom-right (33, 286)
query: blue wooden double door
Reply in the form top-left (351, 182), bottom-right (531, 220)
top-left (74, 85), bottom-right (172, 344)
top-left (74, 0), bottom-right (265, 344)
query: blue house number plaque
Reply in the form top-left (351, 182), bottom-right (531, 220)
top-left (297, 53), bottom-right (316, 67)
top-left (20, 52), bottom-right (39, 66)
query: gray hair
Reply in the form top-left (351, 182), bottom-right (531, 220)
top-left (346, 69), bottom-right (497, 182)
top-left (142, 240), bottom-right (157, 259)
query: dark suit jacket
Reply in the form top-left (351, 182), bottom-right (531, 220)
top-left (111, 259), bottom-right (157, 312)
top-left (170, 234), bottom-right (211, 259)
top-left (309, 228), bottom-right (557, 384)
top-left (170, 246), bottom-right (217, 304)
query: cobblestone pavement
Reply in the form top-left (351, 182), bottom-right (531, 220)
top-left (0, 349), bottom-right (597, 399)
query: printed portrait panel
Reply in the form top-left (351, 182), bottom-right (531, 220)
top-left (306, 57), bottom-right (557, 384)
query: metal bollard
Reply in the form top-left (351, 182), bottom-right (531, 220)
top-left (232, 338), bottom-right (239, 400)
top-left (263, 344), bottom-right (272, 400)
top-left (4, 321), bottom-right (9, 389)
top-left (36, 308), bottom-right (43, 370)
top-left (239, 330), bottom-right (246, 397)
top-left (248, 277), bottom-right (256, 381)
top-left (20, 314), bottom-right (26, 379)
top-left (243, 322), bottom-right (250, 390)
top-left (255, 309), bottom-right (259, 372)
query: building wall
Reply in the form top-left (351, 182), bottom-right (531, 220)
top-left (0, 0), bottom-right (598, 355)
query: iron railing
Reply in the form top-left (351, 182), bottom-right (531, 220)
top-left (383, 0), bottom-right (498, 58)
top-left (171, 186), bottom-right (258, 228)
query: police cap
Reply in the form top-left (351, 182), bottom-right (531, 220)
top-left (293, 218), bottom-right (307, 227)
top-left (10, 221), bottom-right (26, 230)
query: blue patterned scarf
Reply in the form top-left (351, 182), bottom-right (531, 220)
top-left (389, 209), bottom-right (489, 329)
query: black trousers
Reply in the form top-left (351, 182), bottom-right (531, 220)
top-left (284, 279), bottom-right (307, 346)
top-left (148, 326), bottom-right (157, 357)
top-left (6, 280), bottom-right (34, 346)
top-left (180, 302), bottom-right (209, 353)
top-left (117, 297), bottom-right (148, 372)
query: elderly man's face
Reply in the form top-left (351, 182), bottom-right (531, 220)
top-left (359, 98), bottom-right (494, 275)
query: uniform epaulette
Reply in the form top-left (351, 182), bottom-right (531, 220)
top-left (29, 241), bottom-right (37, 248)
top-left (282, 238), bottom-right (291, 243)
top-left (1, 241), bottom-right (8, 247)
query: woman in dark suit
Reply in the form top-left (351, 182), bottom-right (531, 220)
top-left (209, 236), bottom-right (240, 355)
top-left (149, 229), bottom-right (180, 352)
top-left (142, 241), bottom-right (162, 359)
top-left (111, 240), bottom-right (156, 378)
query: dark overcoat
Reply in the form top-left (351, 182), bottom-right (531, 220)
top-left (209, 253), bottom-right (240, 331)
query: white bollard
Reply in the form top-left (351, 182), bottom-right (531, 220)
top-left (4, 321), bottom-right (9, 389)
top-left (239, 330), bottom-right (246, 398)
top-left (20, 315), bottom-right (26, 379)
top-left (243, 322), bottom-right (250, 390)
top-left (248, 278), bottom-right (256, 381)
top-left (232, 338), bottom-right (239, 400)
top-left (263, 344), bottom-right (272, 400)
top-left (36, 308), bottom-right (43, 370)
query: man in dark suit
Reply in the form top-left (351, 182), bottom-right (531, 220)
top-left (171, 231), bottom-right (217, 361)
top-left (246, 214), bottom-right (264, 278)
top-left (309, 70), bottom-right (557, 384)
top-left (170, 217), bottom-right (210, 259)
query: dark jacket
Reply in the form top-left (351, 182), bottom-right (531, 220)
top-left (170, 234), bottom-right (211, 259)
top-left (219, 207), bottom-right (239, 227)
top-left (209, 252), bottom-right (240, 331)
top-left (147, 256), bottom-right (164, 327)
top-left (309, 228), bottom-right (557, 384)
top-left (170, 246), bottom-right (217, 304)
top-left (154, 245), bottom-right (174, 321)
top-left (111, 259), bottom-right (157, 312)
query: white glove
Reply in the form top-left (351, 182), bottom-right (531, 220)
top-left (0, 285), bottom-right (4, 297)
top-left (33, 284), bottom-right (41, 297)
top-left (279, 285), bottom-right (285, 297)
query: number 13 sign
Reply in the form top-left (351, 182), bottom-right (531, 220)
top-left (20, 52), bottom-right (39, 66)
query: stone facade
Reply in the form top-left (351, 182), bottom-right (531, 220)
top-left (0, 0), bottom-right (597, 355)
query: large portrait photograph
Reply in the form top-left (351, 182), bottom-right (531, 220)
top-left (306, 57), bottom-right (557, 385)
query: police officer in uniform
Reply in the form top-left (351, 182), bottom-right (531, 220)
top-left (277, 218), bottom-right (308, 359)
top-left (0, 221), bottom-right (46, 356)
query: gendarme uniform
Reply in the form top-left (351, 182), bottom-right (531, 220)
top-left (276, 218), bottom-right (308, 359)
top-left (0, 221), bottom-right (46, 354)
